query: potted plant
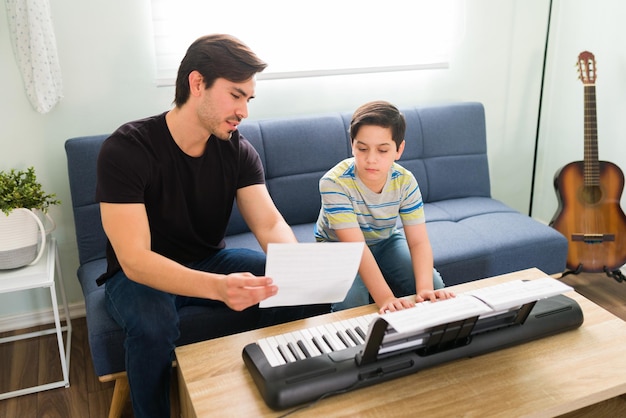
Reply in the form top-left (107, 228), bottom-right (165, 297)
top-left (0, 167), bottom-right (60, 269)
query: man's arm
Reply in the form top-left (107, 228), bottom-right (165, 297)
top-left (236, 184), bottom-right (297, 250)
top-left (99, 202), bottom-right (277, 310)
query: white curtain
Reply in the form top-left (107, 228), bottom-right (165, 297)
top-left (5, 0), bottom-right (63, 114)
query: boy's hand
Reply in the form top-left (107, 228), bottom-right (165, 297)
top-left (378, 296), bottom-right (415, 314)
top-left (416, 289), bottom-right (456, 303)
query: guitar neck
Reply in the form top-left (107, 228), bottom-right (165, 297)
top-left (584, 84), bottom-right (599, 186)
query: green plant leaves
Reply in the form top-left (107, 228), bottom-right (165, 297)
top-left (0, 167), bottom-right (60, 215)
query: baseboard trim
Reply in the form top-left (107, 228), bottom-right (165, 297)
top-left (0, 301), bottom-right (86, 334)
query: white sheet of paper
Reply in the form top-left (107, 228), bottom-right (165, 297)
top-left (259, 242), bottom-right (364, 308)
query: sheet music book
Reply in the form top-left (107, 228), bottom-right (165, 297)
top-left (260, 242), bottom-right (364, 308)
top-left (381, 277), bottom-right (573, 336)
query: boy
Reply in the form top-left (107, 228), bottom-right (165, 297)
top-left (315, 101), bottom-right (454, 313)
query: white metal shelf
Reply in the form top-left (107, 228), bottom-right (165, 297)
top-left (0, 237), bottom-right (72, 399)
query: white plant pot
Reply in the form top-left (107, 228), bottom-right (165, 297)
top-left (0, 208), bottom-right (54, 270)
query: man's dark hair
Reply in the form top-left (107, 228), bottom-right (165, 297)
top-left (174, 34), bottom-right (268, 107)
top-left (349, 100), bottom-right (406, 150)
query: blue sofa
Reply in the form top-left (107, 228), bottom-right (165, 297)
top-left (64, 101), bottom-right (567, 416)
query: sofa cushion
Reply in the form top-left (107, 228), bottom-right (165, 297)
top-left (424, 197), bottom-right (516, 222)
top-left (428, 209), bottom-right (568, 285)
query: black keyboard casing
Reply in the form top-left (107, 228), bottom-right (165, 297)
top-left (242, 295), bottom-right (584, 410)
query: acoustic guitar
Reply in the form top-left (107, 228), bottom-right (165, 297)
top-left (550, 51), bottom-right (626, 277)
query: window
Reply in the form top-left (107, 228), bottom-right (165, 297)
top-left (150, 0), bottom-right (464, 86)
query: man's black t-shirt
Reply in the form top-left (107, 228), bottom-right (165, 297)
top-left (95, 112), bottom-right (264, 284)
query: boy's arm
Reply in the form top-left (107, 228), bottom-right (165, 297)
top-left (335, 227), bottom-right (414, 312)
top-left (403, 223), bottom-right (454, 302)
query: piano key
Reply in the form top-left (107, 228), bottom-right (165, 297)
top-left (319, 324), bottom-right (344, 351)
top-left (278, 330), bottom-right (297, 344)
top-left (289, 330), bottom-right (317, 358)
top-left (267, 336), bottom-right (289, 364)
top-left (335, 321), bottom-right (357, 347)
top-left (355, 312), bottom-right (377, 326)
top-left (312, 324), bottom-right (336, 351)
top-left (288, 331), bottom-right (313, 360)
top-left (325, 323), bottom-right (353, 348)
top-left (275, 335), bottom-right (297, 363)
top-left (299, 329), bottom-right (322, 357)
top-left (257, 337), bottom-right (284, 367)
top-left (354, 314), bottom-right (378, 338)
top-left (335, 330), bottom-right (352, 348)
top-left (354, 325), bottom-right (366, 341)
top-left (341, 319), bottom-right (364, 344)
top-left (351, 318), bottom-right (370, 344)
top-left (328, 322), bottom-right (352, 348)
top-left (336, 318), bottom-right (352, 331)
top-left (313, 335), bottom-right (331, 354)
top-left (346, 328), bottom-right (362, 345)
top-left (308, 327), bottom-right (332, 354)
top-left (277, 345), bottom-right (293, 364)
top-left (287, 342), bottom-right (303, 361)
top-left (255, 312), bottom-right (379, 365)
top-left (338, 318), bottom-right (364, 345)
top-left (347, 316), bottom-right (368, 331)
top-left (297, 341), bottom-right (311, 358)
top-left (323, 334), bottom-right (340, 351)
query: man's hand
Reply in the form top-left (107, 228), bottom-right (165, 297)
top-left (218, 273), bottom-right (278, 311)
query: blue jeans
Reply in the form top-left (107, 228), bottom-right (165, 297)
top-left (105, 248), bottom-right (328, 418)
top-left (332, 232), bottom-right (445, 311)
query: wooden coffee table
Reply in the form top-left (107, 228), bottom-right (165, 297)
top-left (176, 268), bottom-right (626, 417)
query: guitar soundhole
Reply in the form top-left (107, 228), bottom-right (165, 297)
top-left (580, 185), bottom-right (603, 205)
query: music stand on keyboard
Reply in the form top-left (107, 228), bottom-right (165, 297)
top-left (357, 298), bottom-right (538, 365)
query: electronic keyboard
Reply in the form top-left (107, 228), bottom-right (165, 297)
top-left (242, 278), bottom-right (584, 410)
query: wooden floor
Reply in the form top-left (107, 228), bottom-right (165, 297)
top-left (0, 313), bottom-right (183, 418)
top-left (0, 315), bottom-right (132, 418)
top-left (1, 271), bottom-right (626, 418)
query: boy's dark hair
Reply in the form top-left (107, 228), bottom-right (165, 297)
top-left (174, 34), bottom-right (268, 107)
top-left (349, 101), bottom-right (406, 150)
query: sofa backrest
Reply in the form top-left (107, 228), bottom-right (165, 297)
top-left (399, 102), bottom-right (490, 202)
top-left (228, 101), bottom-right (490, 235)
top-left (65, 102), bottom-right (490, 263)
top-left (65, 135), bottom-right (109, 265)
top-left (227, 114), bottom-right (352, 235)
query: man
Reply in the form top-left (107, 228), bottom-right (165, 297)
top-left (96, 34), bottom-right (322, 417)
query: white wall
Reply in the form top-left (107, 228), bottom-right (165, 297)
top-left (0, 0), bottom-right (563, 321)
